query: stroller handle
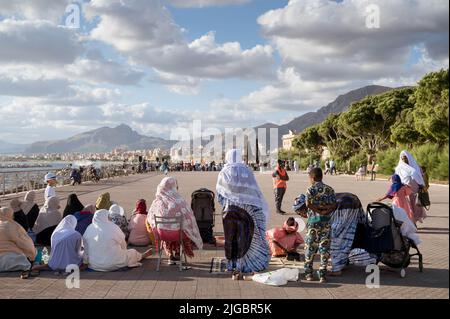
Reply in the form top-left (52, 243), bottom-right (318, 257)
top-left (367, 202), bottom-right (392, 212)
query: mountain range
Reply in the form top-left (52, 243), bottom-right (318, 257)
top-left (2, 84), bottom-right (394, 154)
top-left (24, 124), bottom-right (175, 154)
top-left (255, 85), bottom-right (392, 143)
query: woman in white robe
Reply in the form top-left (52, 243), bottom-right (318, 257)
top-left (83, 210), bottom-right (152, 272)
top-left (395, 150), bottom-right (427, 224)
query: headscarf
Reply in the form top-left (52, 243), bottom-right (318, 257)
top-left (0, 207), bottom-right (14, 221)
top-left (109, 204), bottom-right (125, 217)
top-left (96, 193), bottom-right (112, 210)
top-left (51, 215), bottom-right (78, 248)
top-left (282, 220), bottom-right (299, 233)
top-left (20, 191), bottom-right (36, 215)
top-left (33, 196), bottom-right (62, 234)
top-left (81, 204), bottom-right (96, 215)
top-left (386, 174), bottom-right (404, 198)
top-left (134, 199), bottom-right (147, 215)
top-left (216, 149), bottom-right (269, 221)
top-left (63, 194), bottom-right (84, 217)
top-left (89, 209), bottom-right (122, 235)
top-left (9, 198), bottom-right (22, 213)
top-left (395, 150), bottom-right (425, 186)
top-left (148, 177), bottom-right (203, 250)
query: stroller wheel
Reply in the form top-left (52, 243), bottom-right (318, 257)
top-left (400, 268), bottom-right (406, 278)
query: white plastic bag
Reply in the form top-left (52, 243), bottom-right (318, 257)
top-left (252, 268), bottom-right (300, 286)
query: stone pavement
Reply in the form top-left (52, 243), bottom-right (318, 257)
top-left (0, 171), bottom-right (448, 299)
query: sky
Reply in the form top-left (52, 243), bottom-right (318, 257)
top-left (0, 0), bottom-right (448, 144)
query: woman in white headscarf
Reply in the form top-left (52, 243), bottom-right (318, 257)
top-left (20, 191), bottom-right (40, 231)
top-left (216, 149), bottom-right (270, 279)
top-left (395, 150), bottom-right (427, 224)
top-left (83, 210), bottom-right (152, 272)
top-left (148, 177), bottom-right (203, 265)
top-left (32, 215), bottom-right (84, 272)
top-left (34, 196), bottom-right (63, 246)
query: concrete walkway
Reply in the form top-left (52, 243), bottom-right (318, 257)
top-left (0, 171), bottom-right (448, 299)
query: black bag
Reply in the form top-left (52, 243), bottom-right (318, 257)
top-left (417, 188), bottom-right (431, 210)
top-left (363, 225), bottom-right (394, 254)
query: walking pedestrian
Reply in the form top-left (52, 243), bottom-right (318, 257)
top-left (272, 160), bottom-right (289, 215)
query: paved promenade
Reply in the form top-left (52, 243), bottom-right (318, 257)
top-left (0, 171), bottom-right (448, 299)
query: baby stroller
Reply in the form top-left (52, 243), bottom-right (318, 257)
top-left (364, 202), bottom-right (423, 278)
top-left (191, 188), bottom-right (216, 245)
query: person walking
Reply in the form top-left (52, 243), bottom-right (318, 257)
top-left (272, 160), bottom-right (289, 215)
top-left (329, 159), bottom-right (336, 175)
top-left (293, 160), bottom-right (299, 173)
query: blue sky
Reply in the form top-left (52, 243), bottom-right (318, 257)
top-left (0, 0), bottom-right (448, 144)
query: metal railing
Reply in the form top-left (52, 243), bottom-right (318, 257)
top-left (0, 164), bottom-right (154, 198)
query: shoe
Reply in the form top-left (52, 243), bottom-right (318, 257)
top-left (319, 277), bottom-right (327, 283)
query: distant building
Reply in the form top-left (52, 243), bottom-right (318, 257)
top-left (282, 130), bottom-right (297, 151)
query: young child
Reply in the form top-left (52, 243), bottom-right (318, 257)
top-left (44, 172), bottom-right (57, 201)
top-left (266, 217), bottom-right (304, 257)
top-left (376, 174), bottom-right (414, 223)
top-left (303, 168), bottom-right (337, 283)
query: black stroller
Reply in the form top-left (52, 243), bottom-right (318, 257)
top-left (363, 202), bottom-right (423, 278)
top-left (191, 188), bottom-right (216, 245)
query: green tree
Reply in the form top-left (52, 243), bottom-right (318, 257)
top-left (293, 125), bottom-right (324, 159)
top-left (411, 69), bottom-right (449, 144)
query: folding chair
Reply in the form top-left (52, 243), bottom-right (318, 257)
top-left (154, 215), bottom-right (187, 272)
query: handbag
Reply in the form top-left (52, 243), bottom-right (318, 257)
top-left (417, 187), bottom-right (431, 210)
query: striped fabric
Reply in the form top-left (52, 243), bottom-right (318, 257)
top-left (330, 193), bottom-right (367, 272)
top-left (218, 194), bottom-right (270, 273)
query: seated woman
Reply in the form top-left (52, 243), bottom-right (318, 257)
top-left (96, 192), bottom-right (112, 210)
top-left (34, 196), bottom-right (63, 246)
top-left (20, 191), bottom-right (40, 231)
top-left (0, 207), bottom-right (36, 272)
top-left (109, 204), bottom-right (129, 240)
top-left (329, 192), bottom-right (367, 276)
top-left (74, 205), bottom-right (95, 235)
top-left (266, 217), bottom-right (304, 257)
top-left (216, 149), bottom-right (270, 279)
top-left (63, 194), bottom-right (84, 217)
top-left (376, 174), bottom-right (414, 223)
top-left (32, 215), bottom-right (84, 272)
top-left (9, 198), bottom-right (29, 231)
top-left (148, 177), bottom-right (203, 265)
top-left (128, 199), bottom-right (152, 246)
top-left (83, 210), bottom-right (152, 272)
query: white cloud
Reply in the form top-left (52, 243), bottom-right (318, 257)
top-left (0, 0), bottom-right (72, 22)
top-left (65, 51), bottom-right (146, 86)
top-left (0, 19), bottom-right (84, 65)
top-left (258, 0), bottom-right (449, 82)
top-left (166, 0), bottom-right (250, 8)
top-left (86, 0), bottom-right (274, 86)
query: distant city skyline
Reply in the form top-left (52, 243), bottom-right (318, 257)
top-left (0, 0), bottom-right (448, 144)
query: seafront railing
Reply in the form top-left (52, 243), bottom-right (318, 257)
top-left (0, 164), bottom-right (146, 197)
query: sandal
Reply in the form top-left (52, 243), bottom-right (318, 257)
top-left (20, 270), bottom-right (30, 279)
top-left (232, 271), bottom-right (241, 280)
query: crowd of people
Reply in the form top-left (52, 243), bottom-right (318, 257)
top-left (0, 149), bottom-right (428, 284)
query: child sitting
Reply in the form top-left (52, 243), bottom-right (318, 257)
top-left (266, 217), bottom-right (304, 258)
